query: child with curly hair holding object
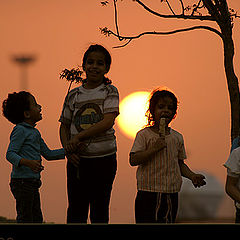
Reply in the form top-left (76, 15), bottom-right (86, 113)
top-left (129, 88), bottom-right (206, 223)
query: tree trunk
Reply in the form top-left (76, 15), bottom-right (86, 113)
top-left (222, 33), bottom-right (240, 142)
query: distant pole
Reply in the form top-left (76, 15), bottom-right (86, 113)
top-left (12, 55), bottom-right (36, 90)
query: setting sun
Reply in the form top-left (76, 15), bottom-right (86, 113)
top-left (117, 91), bottom-right (150, 139)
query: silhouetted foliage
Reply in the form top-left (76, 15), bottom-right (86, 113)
top-left (60, 67), bottom-right (83, 84)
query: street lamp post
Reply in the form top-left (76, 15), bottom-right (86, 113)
top-left (12, 55), bottom-right (36, 90)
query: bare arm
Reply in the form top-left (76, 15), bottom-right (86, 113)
top-left (225, 175), bottom-right (240, 203)
top-left (59, 122), bottom-right (70, 149)
top-left (178, 160), bottom-right (206, 187)
top-left (66, 112), bottom-right (117, 152)
top-left (130, 150), bottom-right (157, 167)
top-left (178, 160), bottom-right (195, 179)
top-left (129, 137), bottom-right (166, 166)
top-left (77, 112), bottom-right (116, 140)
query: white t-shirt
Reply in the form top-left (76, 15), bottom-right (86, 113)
top-left (59, 83), bottom-right (119, 158)
top-left (224, 147), bottom-right (240, 208)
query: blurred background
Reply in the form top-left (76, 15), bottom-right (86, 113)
top-left (0, 0), bottom-right (240, 223)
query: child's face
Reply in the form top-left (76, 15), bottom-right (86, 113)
top-left (84, 51), bottom-right (108, 85)
top-left (154, 97), bottom-right (176, 126)
top-left (24, 95), bottom-right (42, 124)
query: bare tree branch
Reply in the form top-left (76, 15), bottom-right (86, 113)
top-left (202, 0), bottom-right (223, 24)
top-left (218, 0), bottom-right (231, 24)
top-left (165, 0), bottom-right (176, 15)
top-left (113, 39), bottom-right (133, 48)
top-left (101, 25), bottom-right (223, 48)
top-left (179, 0), bottom-right (185, 15)
top-left (100, 0), bottom-right (223, 48)
top-left (100, 0), bottom-right (240, 141)
top-left (113, 0), bottom-right (122, 40)
top-left (135, 0), bottom-right (216, 21)
top-left (190, 0), bottom-right (203, 16)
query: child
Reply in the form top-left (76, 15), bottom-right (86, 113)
top-left (224, 147), bottom-right (240, 223)
top-left (129, 88), bottom-right (206, 223)
top-left (2, 91), bottom-right (65, 223)
top-left (230, 137), bottom-right (240, 152)
top-left (59, 44), bottom-right (119, 223)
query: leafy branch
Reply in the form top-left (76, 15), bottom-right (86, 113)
top-left (100, 25), bottom-right (223, 48)
top-left (60, 67), bottom-right (84, 114)
top-left (60, 67), bottom-right (83, 93)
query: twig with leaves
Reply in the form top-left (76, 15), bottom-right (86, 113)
top-left (60, 67), bottom-right (83, 94)
top-left (60, 67), bottom-right (84, 179)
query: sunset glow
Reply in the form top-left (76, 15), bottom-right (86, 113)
top-left (117, 91), bottom-right (150, 139)
top-left (0, 0), bottom-right (239, 224)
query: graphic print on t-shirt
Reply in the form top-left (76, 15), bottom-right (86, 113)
top-left (74, 103), bottom-right (103, 132)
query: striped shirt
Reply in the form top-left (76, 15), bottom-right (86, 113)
top-left (59, 83), bottom-right (119, 158)
top-left (130, 127), bottom-right (187, 193)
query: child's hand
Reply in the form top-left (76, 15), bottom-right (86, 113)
top-left (65, 141), bottom-right (87, 155)
top-left (191, 174), bottom-right (206, 188)
top-left (65, 142), bottom-right (87, 168)
top-left (153, 137), bottom-right (167, 152)
top-left (20, 159), bottom-right (44, 173)
top-left (65, 135), bottom-right (80, 153)
top-left (66, 152), bottom-right (81, 168)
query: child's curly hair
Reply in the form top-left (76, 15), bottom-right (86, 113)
top-left (2, 91), bottom-right (31, 124)
top-left (145, 88), bottom-right (179, 127)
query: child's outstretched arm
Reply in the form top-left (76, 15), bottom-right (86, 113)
top-left (40, 138), bottom-right (65, 161)
top-left (178, 160), bottom-right (206, 187)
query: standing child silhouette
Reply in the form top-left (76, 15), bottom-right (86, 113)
top-left (129, 88), bottom-right (206, 223)
top-left (59, 44), bottom-right (119, 223)
top-left (2, 91), bottom-right (65, 223)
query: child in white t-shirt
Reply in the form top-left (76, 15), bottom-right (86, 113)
top-left (224, 147), bottom-right (240, 223)
top-left (59, 44), bottom-right (119, 223)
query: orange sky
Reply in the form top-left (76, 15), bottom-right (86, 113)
top-left (0, 0), bottom-right (240, 223)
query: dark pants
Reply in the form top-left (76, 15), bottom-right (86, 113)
top-left (66, 153), bottom-right (117, 224)
top-left (10, 178), bottom-right (43, 223)
top-left (135, 190), bottom-right (178, 223)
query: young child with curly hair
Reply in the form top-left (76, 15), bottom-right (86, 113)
top-left (2, 91), bottom-right (65, 223)
top-left (129, 88), bottom-right (206, 223)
